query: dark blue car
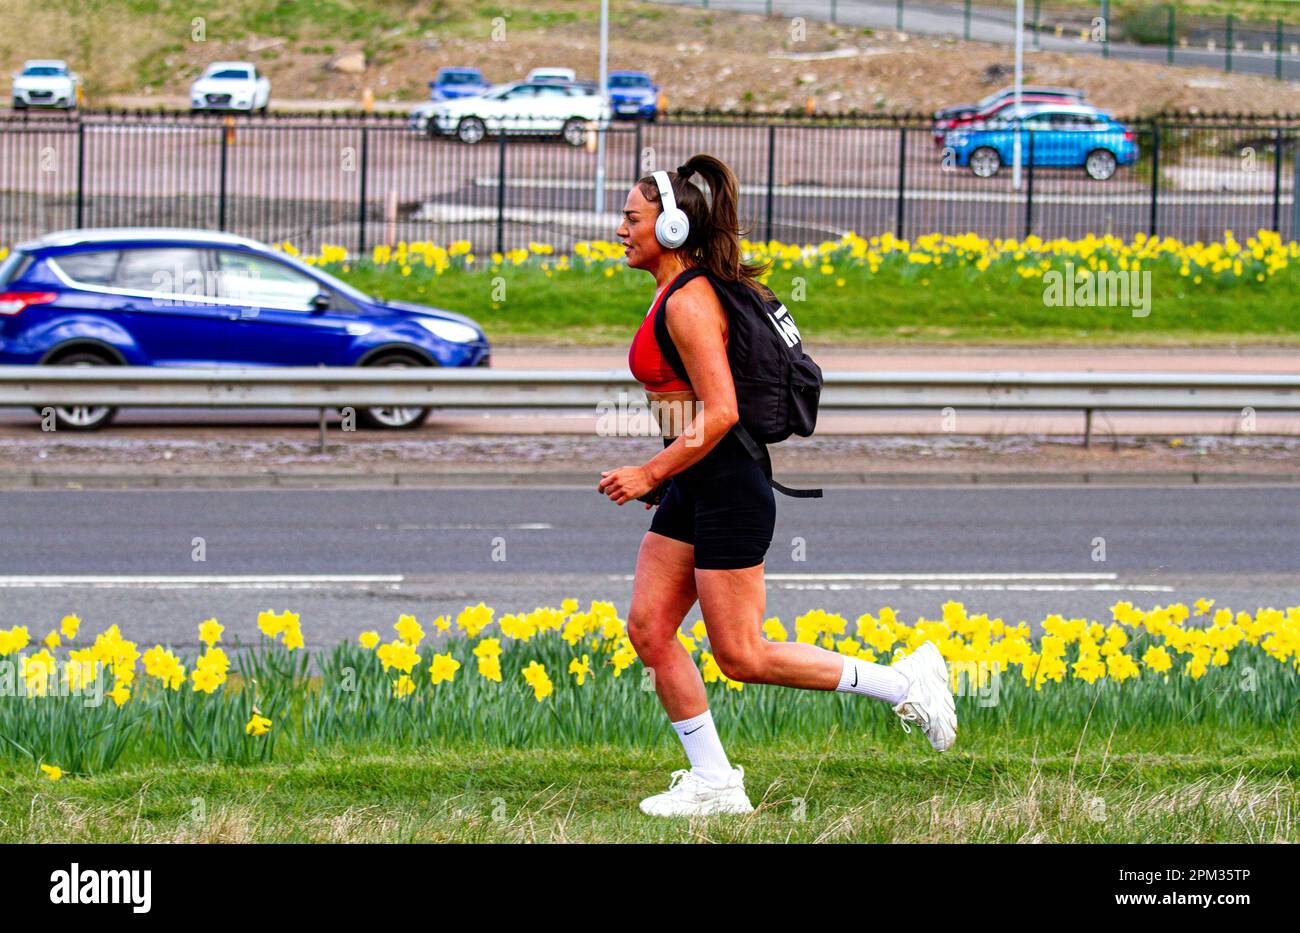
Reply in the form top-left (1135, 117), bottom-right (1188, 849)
top-left (0, 228), bottom-right (490, 431)
top-left (607, 70), bottom-right (658, 121)
top-left (429, 67), bottom-right (489, 101)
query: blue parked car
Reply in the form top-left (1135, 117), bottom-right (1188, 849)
top-left (943, 104), bottom-right (1138, 181)
top-left (429, 67), bottom-right (489, 101)
top-left (0, 228), bottom-right (490, 431)
top-left (607, 70), bottom-right (658, 121)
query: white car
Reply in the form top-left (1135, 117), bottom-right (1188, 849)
top-left (12, 60), bottom-right (79, 110)
top-left (526, 67), bottom-right (577, 84)
top-left (189, 61), bottom-right (271, 113)
top-left (410, 80), bottom-right (611, 146)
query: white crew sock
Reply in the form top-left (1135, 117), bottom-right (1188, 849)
top-left (671, 709), bottom-right (733, 786)
top-left (836, 655), bottom-right (909, 704)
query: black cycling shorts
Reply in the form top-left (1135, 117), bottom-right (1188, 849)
top-left (648, 433), bottom-right (776, 570)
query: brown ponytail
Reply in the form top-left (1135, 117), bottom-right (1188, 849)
top-left (637, 153), bottom-right (771, 291)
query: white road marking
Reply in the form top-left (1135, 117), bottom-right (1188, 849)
top-left (0, 574), bottom-right (404, 588)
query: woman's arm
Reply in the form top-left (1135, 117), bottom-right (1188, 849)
top-left (642, 277), bottom-right (738, 484)
top-left (598, 276), bottom-right (737, 506)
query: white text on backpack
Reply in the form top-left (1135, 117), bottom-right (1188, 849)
top-left (766, 304), bottom-right (801, 348)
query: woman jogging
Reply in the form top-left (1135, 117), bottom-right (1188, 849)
top-left (597, 154), bottom-right (957, 818)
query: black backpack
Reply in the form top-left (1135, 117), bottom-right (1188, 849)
top-left (654, 267), bottom-right (824, 499)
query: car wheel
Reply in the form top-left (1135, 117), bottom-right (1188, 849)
top-left (457, 117), bottom-right (486, 145)
top-left (970, 147), bottom-right (1001, 178)
top-left (355, 354), bottom-right (432, 430)
top-left (561, 118), bottom-right (587, 147)
top-left (1085, 149), bottom-right (1117, 181)
top-left (33, 351), bottom-right (118, 432)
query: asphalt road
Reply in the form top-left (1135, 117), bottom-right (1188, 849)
top-left (2, 483), bottom-right (1296, 653)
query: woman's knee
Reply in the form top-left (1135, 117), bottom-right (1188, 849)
top-left (627, 610), bottom-right (681, 662)
top-left (712, 640), bottom-right (768, 684)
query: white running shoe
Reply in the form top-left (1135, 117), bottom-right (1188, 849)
top-left (638, 766), bottom-right (755, 817)
top-left (890, 641), bottom-right (958, 752)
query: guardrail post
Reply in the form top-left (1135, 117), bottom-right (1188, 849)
top-left (1101, 0), bottom-right (1109, 58)
top-left (895, 126), bottom-right (907, 239)
top-left (765, 124), bottom-right (776, 244)
top-left (496, 130), bottom-right (507, 255)
top-left (318, 363), bottom-right (328, 453)
top-left (1272, 126), bottom-right (1283, 233)
top-left (1084, 408), bottom-right (1093, 448)
top-left (1149, 120), bottom-right (1160, 237)
top-left (75, 121), bottom-right (85, 228)
top-left (1167, 5), bottom-right (1175, 65)
top-left (1277, 19), bottom-right (1284, 81)
top-left (217, 120), bottom-right (228, 232)
top-left (1225, 14), bottom-right (1233, 73)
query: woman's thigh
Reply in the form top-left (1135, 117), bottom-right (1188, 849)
top-left (627, 531), bottom-right (700, 649)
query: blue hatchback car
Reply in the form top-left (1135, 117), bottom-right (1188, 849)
top-left (0, 228), bottom-right (490, 431)
top-left (943, 103), bottom-right (1138, 181)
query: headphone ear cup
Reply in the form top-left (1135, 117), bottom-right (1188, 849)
top-left (656, 208), bottom-right (689, 249)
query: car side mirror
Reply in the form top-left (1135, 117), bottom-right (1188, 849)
top-left (310, 292), bottom-right (332, 312)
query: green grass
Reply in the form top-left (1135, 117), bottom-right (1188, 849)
top-left (331, 257), bottom-right (1300, 347)
top-left (3, 728), bottom-right (1295, 842)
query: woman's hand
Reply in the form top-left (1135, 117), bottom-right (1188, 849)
top-left (599, 466), bottom-right (658, 507)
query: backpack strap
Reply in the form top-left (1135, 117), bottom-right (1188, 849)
top-left (731, 422), bottom-right (824, 499)
top-left (651, 266), bottom-right (711, 385)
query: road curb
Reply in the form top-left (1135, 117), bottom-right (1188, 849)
top-left (4, 469), bottom-right (1300, 490)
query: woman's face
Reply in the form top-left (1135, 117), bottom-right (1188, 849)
top-left (617, 184), bottom-right (667, 272)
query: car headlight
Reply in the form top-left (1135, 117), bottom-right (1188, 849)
top-left (415, 317), bottom-right (481, 343)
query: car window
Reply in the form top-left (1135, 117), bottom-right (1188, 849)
top-left (113, 248), bottom-right (208, 296)
top-left (50, 250), bottom-right (120, 286)
top-left (0, 250), bottom-right (33, 287)
top-left (216, 250), bottom-right (321, 309)
top-left (504, 86), bottom-right (536, 99)
top-left (535, 85), bottom-right (569, 98)
top-left (209, 69), bottom-right (250, 80)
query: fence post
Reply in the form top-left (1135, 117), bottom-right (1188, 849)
top-left (75, 121), bottom-right (85, 228)
top-left (1272, 126), bottom-right (1283, 233)
top-left (964, 0), bottom-right (971, 41)
top-left (1292, 146), bottom-right (1300, 242)
top-left (895, 126), bottom-right (907, 239)
top-left (831, 0), bottom-right (837, 26)
top-left (1024, 130), bottom-right (1034, 239)
top-left (1225, 14), bottom-right (1233, 73)
top-left (1149, 120), bottom-right (1160, 237)
top-left (496, 130), bottom-right (507, 256)
top-left (633, 120), bottom-right (643, 182)
top-left (897, 0), bottom-right (903, 32)
top-left (358, 124), bottom-right (369, 258)
top-left (765, 0), bottom-right (771, 15)
top-left (1167, 5), bottom-right (1175, 65)
top-left (1032, 0), bottom-right (1041, 49)
top-left (765, 124), bottom-right (776, 244)
top-left (217, 120), bottom-right (228, 232)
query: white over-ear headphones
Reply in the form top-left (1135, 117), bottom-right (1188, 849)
top-left (652, 170), bottom-right (690, 249)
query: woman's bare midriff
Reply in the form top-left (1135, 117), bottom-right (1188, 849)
top-left (645, 389), bottom-right (700, 441)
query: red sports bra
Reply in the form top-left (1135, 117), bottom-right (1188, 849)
top-left (628, 270), bottom-right (727, 393)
